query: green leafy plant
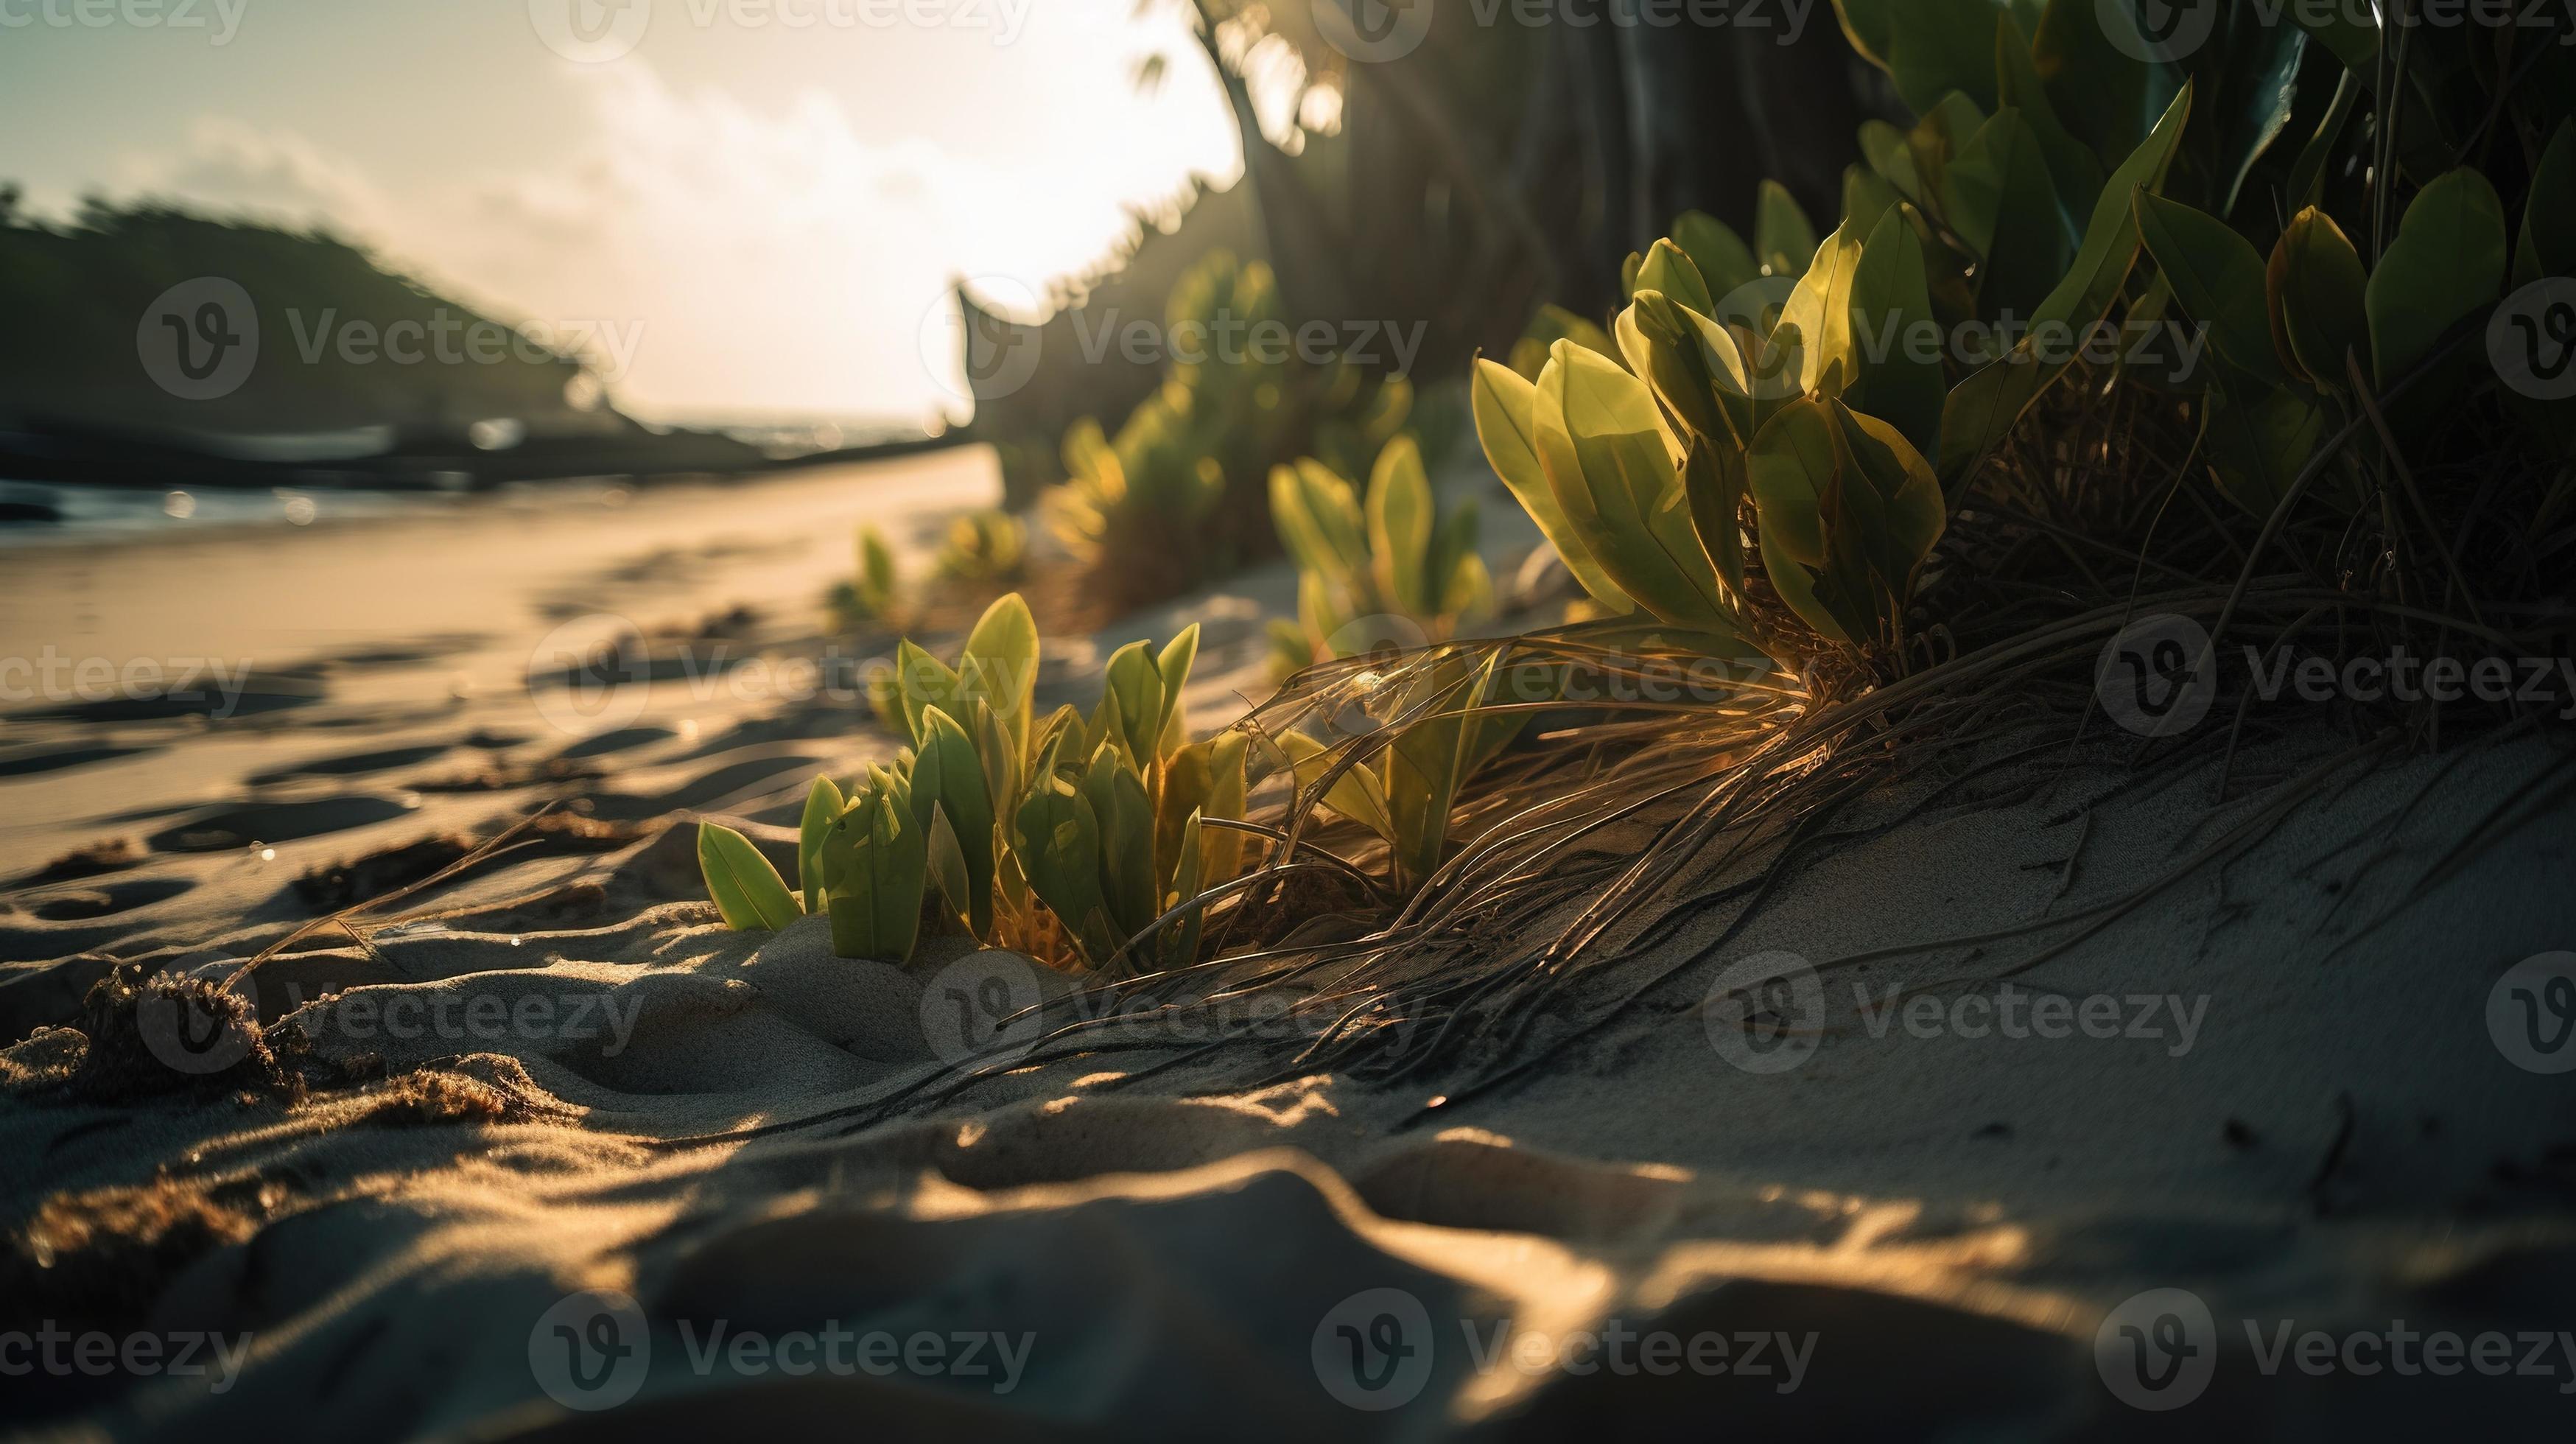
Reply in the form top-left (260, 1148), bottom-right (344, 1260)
top-left (936, 509), bottom-right (1028, 586)
top-left (1469, 36), bottom-right (2201, 676)
top-left (1047, 248), bottom-right (1415, 613)
top-left (826, 524), bottom-right (901, 630)
top-left (695, 594), bottom-right (1247, 973)
top-left (1267, 433), bottom-right (1495, 679)
top-left (1274, 646), bottom-right (1526, 891)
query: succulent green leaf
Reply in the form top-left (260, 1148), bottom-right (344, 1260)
top-left (1940, 82), bottom-right (2192, 487)
top-left (2366, 168), bottom-right (2507, 392)
top-left (2266, 206), bottom-right (2368, 387)
top-left (1279, 732), bottom-right (1397, 843)
top-left (910, 706), bottom-right (996, 936)
top-left (1681, 436), bottom-right (1749, 596)
top-left (1745, 399), bottom-right (1850, 642)
top-left (971, 699), bottom-right (1022, 830)
top-left (923, 805), bottom-right (975, 933)
top-left (1155, 624), bottom-right (1200, 758)
top-left (1755, 180), bottom-right (1819, 280)
top-left (1845, 206), bottom-right (1947, 459)
top-left (1472, 357), bottom-right (1633, 615)
top-left (1777, 221), bottom-right (1867, 398)
top-left (1942, 108), bottom-right (2076, 321)
top-left (894, 639), bottom-right (968, 749)
top-left (1369, 435), bottom-right (1437, 617)
top-left (958, 593), bottom-right (1039, 754)
top-left (1534, 343), bottom-right (1734, 628)
top-left (823, 788), bottom-right (927, 963)
top-left (1624, 290), bottom-right (1755, 453)
top-left (1673, 211), bottom-right (1761, 298)
top-left (796, 775), bottom-right (846, 914)
top-left (1083, 743), bottom-right (1159, 940)
top-left (1271, 459), bottom-right (1369, 590)
top-left (1842, 164), bottom-right (1903, 238)
top-left (698, 822), bottom-right (801, 933)
top-left (1100, 639), bottom-right (1165, 766)
top-left (1635, 239), bottom-right (1714, 317)
top-left (2135, 189), bottom-right (2282, 385)
top-left (1860, 121), bottom-right (1926, 204)
top-left (2206, 382), bottom-right (2326, 521)
top-left (1013, 772), bottom-right (1109, 967)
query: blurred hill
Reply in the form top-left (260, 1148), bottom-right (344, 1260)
top-left (0, 191), bottom-right (615, 439)
top-left (0, 191), bottom-right (834, 491)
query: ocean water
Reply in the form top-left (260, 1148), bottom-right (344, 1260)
top-left (0, 480), bottom-right (459, 544)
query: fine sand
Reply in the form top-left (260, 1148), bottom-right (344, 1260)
top-left (4, 450), bottom-right (2574, 1440)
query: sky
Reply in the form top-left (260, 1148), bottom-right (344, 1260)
top-left (0, 0), bottom-right (1249, 426)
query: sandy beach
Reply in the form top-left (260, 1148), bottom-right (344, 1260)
top-left (5, 447), bottom-right (2573, 1440)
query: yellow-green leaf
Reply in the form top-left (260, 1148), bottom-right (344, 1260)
top-left (2135, 189), bottom-right (2282, 385)
top-left (1673, 211), bottom-right (1761, 298)
top-left (699, 822), bottom-right (800, 932)
top-left (1534, 342), bottom-right (1733, 628)
top-left (1473, 357), bottom-right (1633, 615)
top-left (2266, 206), bottom-right (2367, 387)
top-left (1755, 180), bottom-right (1818, 280)
top-left (1635, 238), bottom-right (1714, 317)
top-left (958, 592), bottom-right (1039, 753)
top-left (1940, 82), bottom-right (2193, 486)
top-left (796, 775), bottom-right (845, 915)
top-left (1368, 435), bottom-right (1436, 617)
top-left (2368, 168), bottom-right (2507, 391)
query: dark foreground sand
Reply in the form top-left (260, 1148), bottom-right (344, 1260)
top-left (4, 451), bottom-right (2574, 1440)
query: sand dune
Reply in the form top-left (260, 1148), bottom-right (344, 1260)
top-left (6, 455), bottom-right (2575, 1439)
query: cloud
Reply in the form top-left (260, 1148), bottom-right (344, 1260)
top-left (119, 116), bottom-right (392, 237)
top-left (98, 58), bottom-right (1207, 424)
